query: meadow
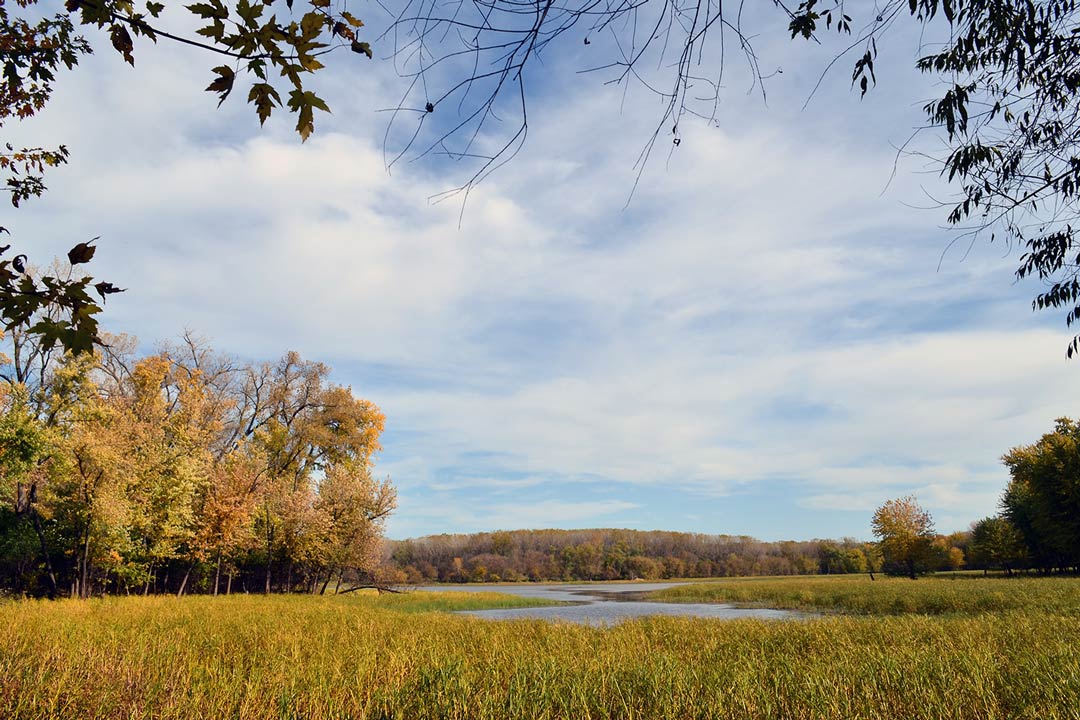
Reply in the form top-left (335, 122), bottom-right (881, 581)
top-left (1, 577), bottom-right (1078, 719)
top-left (647, 572), bottom-right (1080, 615)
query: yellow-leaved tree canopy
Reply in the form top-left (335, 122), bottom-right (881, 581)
top-left (0, 329), bottom-right (395, 598)
top-left (871, 496), bottom-right (942, 580)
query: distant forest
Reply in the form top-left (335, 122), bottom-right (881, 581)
top-left (382, 528), bottom-right (971, 583)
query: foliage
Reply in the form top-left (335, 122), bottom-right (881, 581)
top-left (872, 496), bottom-right (941, 579)
top-left (817, 542), bottom-right (869, 575)
top-left (0, 0), bottom-right (371, 354)
top-left (969, 515), bottom-right (1028, 573)
top-left (650, 573), bottom-right (1080, 616)
top-left (385, 0), bottom-right (1080, 352)
top-left (1002, 417), bottom-right (1080, 572)
top-left (0, 330), bottom-right (394, 597)
top-left (0, 244), bottom-right (123, 357)
top-left (385, 529), bottom-right (969, 584)
top-left (385, 529), bottom-right (879, 583)
top-left (0, 591), bottom-right (1078, 718)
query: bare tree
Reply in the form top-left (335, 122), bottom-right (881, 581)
top-left (379, 0), bottom-right (795, 202)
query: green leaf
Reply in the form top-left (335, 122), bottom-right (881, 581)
top-left (351, 40), bottom-right (372, 58)
top-left (186, 1), bottom-right (229, 19)
top-left (247, 82), bottom-right (281, 125)
top-left (299, 11), bottom-right (327, 40)
top-left (287, 89), bottom-right (329, 141)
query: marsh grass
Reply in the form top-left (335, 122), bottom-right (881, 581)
top-left (1, 581), bottom-right (1078, 719)
top-left (648, 573), bottom-right (1080, 615)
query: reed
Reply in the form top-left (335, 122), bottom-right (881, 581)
top-left (0, 580), bottom-right (1076, 719)
top-left (648, 573), bottom-right (1080, 615)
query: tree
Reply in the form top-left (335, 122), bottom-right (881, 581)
top-left (1, 0), bottom-right (373, 353)
top-left (969, 515), bottom-right (1026, 574)
top-left (1002, 418), bottom-right (1080, 572)
top-left (8, 0), bottom-right (1080, 356)
top-left (871, 496), bottom-right (940, 579)
top-left (0, 327), bottom-right (395, 597)
top-left (387, 0), bottom-right (1080, 352)
top-left (312, 462), bottom-right (396, 593)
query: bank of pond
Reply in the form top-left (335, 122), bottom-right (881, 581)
top-left (1, 574), bottom-right (1077, 719)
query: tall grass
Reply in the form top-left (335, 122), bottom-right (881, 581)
top-left (648, 573), bottom-right (1080, 615)
top-left (1, 588), bottom-right (1077, 719)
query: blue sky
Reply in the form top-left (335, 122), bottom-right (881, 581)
top-left (8, 3), bottom-right (1080, 541)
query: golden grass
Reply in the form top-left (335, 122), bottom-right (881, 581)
top-left (648, 573), bottom-right (1080, 615)
top-left (1, 582), bottom-right (1078, 719)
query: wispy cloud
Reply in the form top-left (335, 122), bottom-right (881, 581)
top-left (10, 20), bottom-right (1077, 541)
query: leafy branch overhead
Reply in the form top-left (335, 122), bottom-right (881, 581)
top-left (1, 0), bottom-right (369, 355)
top-left (381, 0), bottom-right (1080, 355)
top-left (775, 0), bottom-right (1080, 354)
top-left (39, 0), bottom-right (371, 140)
top-left (0, 242), bottom-right (124, 356)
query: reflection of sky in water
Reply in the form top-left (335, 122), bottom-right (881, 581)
top-left (413, 583), bottom-right (810, 626)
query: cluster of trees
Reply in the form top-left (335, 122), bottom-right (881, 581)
top-left (969, 418), bottom-right (1080, 574)
top-left (383, 528), bottom-right (965, 584)
top-left (0, 329), bottom-right (395, 598)
top-left (870, 497), bottom-right (965, 579)
top-left (874, 417), bottom-right (1080, 578)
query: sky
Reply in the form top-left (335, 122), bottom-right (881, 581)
top-left (8, 2), bottom-right (1080, 541)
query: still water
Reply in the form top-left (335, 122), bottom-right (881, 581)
top-left (413, 582), bottom-right (806, 625)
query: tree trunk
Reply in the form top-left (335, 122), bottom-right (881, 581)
top-left (214, 552), bottom-right (222, 596)
top-left (264, 520), bottom-right (273, 594)
top-left (226, 571), bottom-right (233, 595)
top-left (319, 567), bottom-right (335, 595)
top-left (177, 563), bottom-right (193, 597)
top-left (80, 530), bottom-right (92, 599)
top-left (29, 510), bottom-right (58, 599)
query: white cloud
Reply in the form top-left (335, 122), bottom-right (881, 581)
top-left (8, 18), bottom-right (1075, 540)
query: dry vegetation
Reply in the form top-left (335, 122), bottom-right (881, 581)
top-left (2, 576), bottom-right (1078, 719)
top-left (649, 573), bottom-right (1080, 615)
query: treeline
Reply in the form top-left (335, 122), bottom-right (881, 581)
top-left (0, 330), bottom-right (395, 598)
top-left (968, 417), bottom-right (1080, 575)
top-left (383, 528), bottom-right (972, 583)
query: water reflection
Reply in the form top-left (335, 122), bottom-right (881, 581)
top-left (413, 582), bottom-right (807, 625)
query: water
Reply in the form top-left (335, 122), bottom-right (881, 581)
top-left (412, 582), bottom-right (807, 625)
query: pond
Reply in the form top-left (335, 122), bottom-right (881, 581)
top-left (412, 582), bottom-right (807, 625)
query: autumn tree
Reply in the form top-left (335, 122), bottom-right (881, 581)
top-left (0, 328), bottom-right (394, 597)
top-left (969, 515), bottom-right (1026, 574)
top-left (1002, 418), bottom-right (1080, 572)
top-left (0, 372), bottom-right (60, 595)
top-left (312, 462), bottom-right (395, 593)
top-left (0, 331), bottom-right (101, 597)
top-left (871, 496), bottom-right (940, 579)
top-left (382, 528), bottom-right (876, 583)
